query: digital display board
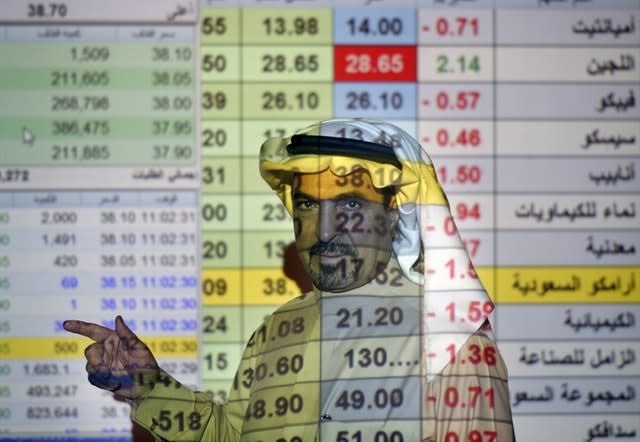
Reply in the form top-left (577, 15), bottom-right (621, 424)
top-left (0, 0), bottom-right (638, 440)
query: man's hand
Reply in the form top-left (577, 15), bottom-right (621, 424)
top-left (63, 315), bottom-right (160, 400)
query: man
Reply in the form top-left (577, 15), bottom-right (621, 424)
top-left (65, 119), bottom-right (514, 441)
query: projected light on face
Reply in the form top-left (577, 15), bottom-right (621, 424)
top-left (292, 168), bottom-right (397, 292)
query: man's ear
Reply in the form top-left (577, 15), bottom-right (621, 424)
top-left (388, 194), bottom-right (398, 209)
top-left (388, 196), bottom-right (400, 231)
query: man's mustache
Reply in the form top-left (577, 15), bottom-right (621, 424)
top-left (309, 240), bottom-right (356, 257)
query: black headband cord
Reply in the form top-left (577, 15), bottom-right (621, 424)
top-left (287, 134), bottom-right (403, 170)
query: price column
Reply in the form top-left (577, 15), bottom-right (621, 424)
top-left (199, 6), bottom-right (243, 399)
top-left (417, 3), bottom-right (496, 295)
top-left (333, 8), bottom-right (417, 134)
top-left (239, 8), bottom-right (333, 345)
top-left (493, 4), bottom-right (639, 441)
top-left (321, 8), bottom-right (421, 440)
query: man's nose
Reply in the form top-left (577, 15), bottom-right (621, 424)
top-left (317, 201), bottom-right (338, 242)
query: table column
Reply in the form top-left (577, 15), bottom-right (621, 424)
top-left (332, 7), bottom-right (417, 136)
top-left (239, 5), bottom-right (333, 345)
top-left (495, 3), bottom-right (639, 441)
top-left (198, 5), bottom-right (243, 399)
top-left (417, 1), bottom-right (496, 296)
top-left (309, 6), bottom-right (422, 440)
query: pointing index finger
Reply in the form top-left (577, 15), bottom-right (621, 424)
top-left (63, 319), bottom-right (114, 343)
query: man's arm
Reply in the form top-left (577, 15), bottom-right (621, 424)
top-left (129, 372), bottom-right (242, 441)
top-left (64, 316), bottom-right (244, 441)
top-left (63, 316), bottom-right (160, 399)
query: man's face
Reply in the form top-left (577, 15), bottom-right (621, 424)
top-left (292, 168), bottom-right (397, 292)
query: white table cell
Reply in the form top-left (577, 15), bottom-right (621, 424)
top-left (419, 120), bottom-right (494, 156)
top-left (512, 414), bottom-right (639, 442)
top-left (502, 341), bottom-right (640, 377)
top-left (497, 121), bottom-right (639, 156)
top-left (418, 10), bottom-right (494, 45)
top-left (498, 47), bottom-right (639, 82)
top-left (498, 195), bottom-right (639, 230)
top-left (497, 10), bottom-right (638, 45)
top-left (419, 46), bottom-right (494, 82)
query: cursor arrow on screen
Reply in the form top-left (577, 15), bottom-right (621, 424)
top-left (22, 126), bottom-right (35, 145)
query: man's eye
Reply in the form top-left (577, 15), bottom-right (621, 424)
top-left (343, 200), bottom-right (362, 209)
top-left (295, 200), bottom-right (317, 210)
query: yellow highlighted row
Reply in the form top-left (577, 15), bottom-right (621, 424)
top-left (202, 268), bottom-right (491, 305)
top-left (497, 267), bottom-right (638, 303)
top-left (0, 336), bottom-right (197, 359)
top-left (201, 267), bottom-right (638, 304)
top-left (202, 269), bottom-right (302, 305)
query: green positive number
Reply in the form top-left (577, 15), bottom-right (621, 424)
top-left (437, 55), bottom-right (480, 74)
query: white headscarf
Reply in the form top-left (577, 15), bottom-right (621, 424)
top-left (260, 118), bottom-right (495, 378)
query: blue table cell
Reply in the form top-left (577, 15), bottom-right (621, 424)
top-left (333, 8), bottom-right (417, 45)
top-left (321, 377), bottom-right (422, 421)
top-left (13, 191), bottom-right (81, 208)
top-left (334, 82), bottom-right (417, 119)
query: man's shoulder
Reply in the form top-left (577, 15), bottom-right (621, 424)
top-left (242, 291), bottom-right (319, 356)
top-left (249, 290), bottom-right (319, 337)
top-left (271, 290), bottom-right (319, 314)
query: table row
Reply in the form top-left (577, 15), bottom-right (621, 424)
top-left (200, 83), bottom-right (640, 120)
top-left (2, 119), bottom-right (636, 166)
top-left (198, 8), bottom-right (638, 46)
top-left (0, 228), bottom-right (636, 265)
top-left (0, 264), bottom-right (637, 303)
top-left (198, 47), bottom-right (640, 83)
top-left (200, 119), bottom-right (639, 158)
top-left (2, 10), bottom-right (636, 45)
top-left (5, 46), bottom-right (637, 83)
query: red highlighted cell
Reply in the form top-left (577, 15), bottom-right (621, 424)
top-left (334, 45), bottom-right (416, 82)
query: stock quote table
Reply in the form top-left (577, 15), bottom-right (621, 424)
top-left (1, 0), bottom-right (639, 441)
